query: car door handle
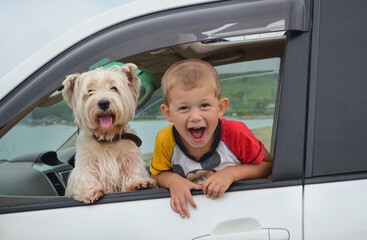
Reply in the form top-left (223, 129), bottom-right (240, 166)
top-left (193, 218), bottom-right (289, 240)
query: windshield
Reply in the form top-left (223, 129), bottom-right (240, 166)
top-left (0, 100), bottom-right (77, 160)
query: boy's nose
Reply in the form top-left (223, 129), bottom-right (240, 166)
top-left (189, 109), bottom-right (202, 122)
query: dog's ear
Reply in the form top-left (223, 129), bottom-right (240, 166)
top-left (121, 63), bottom-right (141, 102)
top-left (62, 73), bottom-right (80, 109)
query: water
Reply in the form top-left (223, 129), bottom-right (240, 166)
top-left (130, 118), bottom-right (273, 155)
top-left (0, 125), bottom-right (77, 160)
top-left (0, 118), bottom-right (273, 160)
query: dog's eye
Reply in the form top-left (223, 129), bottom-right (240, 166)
top-left (88, 90), bottom-right (94, 96)
top-left (111, 87), bottom-right (118, 92)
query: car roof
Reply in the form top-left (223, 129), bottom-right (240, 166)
top-left (0, 0), bottom-right (219, 100)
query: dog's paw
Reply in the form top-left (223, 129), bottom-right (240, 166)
top-left (131, 179), bottom-right (158, 191)
top-left (81, 189), bottom-right (104, 204)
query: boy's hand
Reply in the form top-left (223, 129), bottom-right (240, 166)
top-left (153, 171), bottom-right (202, 218)
top-left (200, 169), bottom-right (235, 200)
top-left (168, 175), bottom-right (202, 218)
top-left (200, 152), bottom-right (273, 199)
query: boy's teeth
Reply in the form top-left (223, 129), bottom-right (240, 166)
top-left (190, 127), bottom-right (205, 140)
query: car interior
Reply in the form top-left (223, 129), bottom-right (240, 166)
top-left (0, 32), bottom-right (285, 197)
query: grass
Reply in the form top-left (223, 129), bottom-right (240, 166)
top-left (221, 73), bottom-right (278, 117)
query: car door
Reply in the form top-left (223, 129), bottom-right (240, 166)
top-left (304, 0), bottom-right (367, 239)
top-left (0, 1), bottom-right (311, 239)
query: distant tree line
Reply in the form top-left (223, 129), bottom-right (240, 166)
top-left (26, 72), bottom-right (278, 125)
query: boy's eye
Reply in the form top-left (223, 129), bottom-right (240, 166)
top-left (111, 87), bottom-right (118, 92)
top-left (201, 103), bottom-right (210, 108)
top-left (178, 106), bottom-right (188, 111)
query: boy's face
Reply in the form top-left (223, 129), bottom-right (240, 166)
top-left (161, 83), bottom-right (229, 156)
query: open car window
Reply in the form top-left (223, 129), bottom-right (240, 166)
top-left (0, 58), bottom-right (281, 164)
top-left (0, 32), bottom-right (285, 196)
top-left (0, 33), bottom-right (284, 197)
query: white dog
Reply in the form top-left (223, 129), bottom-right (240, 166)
top-left (62, 63), bottom-right (156, 203)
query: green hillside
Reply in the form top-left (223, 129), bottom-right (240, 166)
top-left (221, 73), bottom-right (278, 117)
top-left (26, 71), bottom-right (278, 125)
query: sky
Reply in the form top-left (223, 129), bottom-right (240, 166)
top-left (0, 0), bottom-right (135, 78)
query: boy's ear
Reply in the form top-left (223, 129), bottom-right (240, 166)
top-left (160, 104), bottom-right (173, 123)
top-left (218, 98), bottom-right (229, 118)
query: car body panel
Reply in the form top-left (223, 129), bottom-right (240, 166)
top-left (0, 186), bottom-right (302, 240)
top-left (304, 179), bottom-right (367, 239)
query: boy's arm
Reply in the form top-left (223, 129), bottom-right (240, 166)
top-left (230, 148), bottom-right (273, 180)
top-left (200, 149), bottom-right (273, 199)
top-left (152, 171), bottom-right (202, 218)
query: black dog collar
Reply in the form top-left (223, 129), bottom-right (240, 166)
top-left (92, 130), bottom-right (142, 147)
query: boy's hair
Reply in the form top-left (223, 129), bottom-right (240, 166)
top-left (161, 59), bottom-right (222, 105)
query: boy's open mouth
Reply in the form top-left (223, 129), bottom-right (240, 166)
top-left (189, 127), bottom-right (206, 142)
top-left (98, 114), bottom-right (114, 128)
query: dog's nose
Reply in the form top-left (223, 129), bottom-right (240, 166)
top-left (98, 99), bottom-right (110, 111)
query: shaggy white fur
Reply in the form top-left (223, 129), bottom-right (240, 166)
top-left (62, 63), bottom-right (156, 203)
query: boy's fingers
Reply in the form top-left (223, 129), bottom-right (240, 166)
top-left (171, 197), bottom-right (190, 218)
top-left (178, 199), bottom-right (190, 218)
top-left (187, 195), bottom-right (197, 209)
top-left (204, 182), bottom-right (222, 199)
top-left (191, 183), bottom-right (203, 191)
top-left (218, 186), bottom-right (226, 198)
top-left (170, 198), bottom-right (178, 213)
top-left (182, 206), bottom-right (190, 218)
top-left (171, 198), bottom-right (184, 218)
top-left (210, 184), bottom-right (223, 199)
top-left (199, 181), bottom-right (208, 194)
top-left (205, 183), bottom-right (214, 198)
top-left (169, 180), bottom-right (201, 218)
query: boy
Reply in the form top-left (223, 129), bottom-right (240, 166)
top-left (150, 59), bottom-right (273, 218)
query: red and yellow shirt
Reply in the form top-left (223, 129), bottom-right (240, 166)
top-left (150, 119), bottom-right (265, 183)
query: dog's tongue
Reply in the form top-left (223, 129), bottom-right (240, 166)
top-left (100, 115), bottom-right (113, 128)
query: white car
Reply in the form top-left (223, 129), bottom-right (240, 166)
top-left (1, 0), bottom-right (367, 239)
